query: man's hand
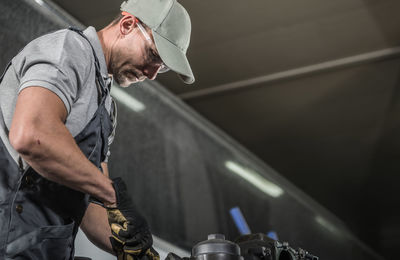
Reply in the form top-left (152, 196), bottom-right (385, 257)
top-left (107, 177), bottom-right (155, 258)
top-left (110, 238), bottom-right (160, 260)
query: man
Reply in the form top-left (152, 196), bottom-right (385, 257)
top-left (0, 0), bottom-right (194, 259)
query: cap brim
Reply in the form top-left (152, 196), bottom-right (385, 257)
top-left (153, 31), bottom-right (195, 84)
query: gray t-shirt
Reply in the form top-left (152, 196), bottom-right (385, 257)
top-left (0, 26), bottom-right (116, 167)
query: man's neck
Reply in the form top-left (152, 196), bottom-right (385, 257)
top-left (97, 26), bottom-right (118, 74)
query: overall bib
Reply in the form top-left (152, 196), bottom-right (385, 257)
top-left (0, 27), bottom-right (113, 260)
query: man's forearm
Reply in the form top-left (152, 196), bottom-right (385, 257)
top-left (10, 117), bottom-right (116, 205)
top-left (81, 202), bottom-right (115, 255)
top-left (9, 86), bottom-right (116, 205)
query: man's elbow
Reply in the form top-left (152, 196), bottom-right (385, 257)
top-left (9, 125), bottom-right (40, 156)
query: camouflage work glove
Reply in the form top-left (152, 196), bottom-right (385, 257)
top-left (110, 236), bottom-right (160, 260)
top-left (107, 177), bottom-right (153, 257)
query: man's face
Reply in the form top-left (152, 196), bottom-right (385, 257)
top-left (109, 20), bottom-right (164, 87)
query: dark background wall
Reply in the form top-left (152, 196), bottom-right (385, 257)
top-left (108, 81), bottom-right (384, 260)
top-left (185, 56), bottom-right (400, 259)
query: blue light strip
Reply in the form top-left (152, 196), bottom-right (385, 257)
top-left (230, 207), bottom-right (251, 235)
top-left (267, 231), bottom-right (278, 240)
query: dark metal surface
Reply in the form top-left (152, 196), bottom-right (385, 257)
top-left (192, 234), bottom-right (240, 256)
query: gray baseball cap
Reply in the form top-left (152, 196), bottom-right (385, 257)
top-left (121, 0), bottom-right (195, 84)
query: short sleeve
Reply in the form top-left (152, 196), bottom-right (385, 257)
top-left (13, 30), bottom-right (92, 114)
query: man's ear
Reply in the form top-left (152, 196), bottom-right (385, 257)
top-left (119, 14), bottom-right (137, 36)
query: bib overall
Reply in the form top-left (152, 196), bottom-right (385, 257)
top-left (0, 27), bottom-right (113, 259)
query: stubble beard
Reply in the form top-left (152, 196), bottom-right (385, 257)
top-left (109, 51), bottom-right (137, 88)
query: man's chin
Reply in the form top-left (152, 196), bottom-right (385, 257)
top-left (119, 81), bottom-right (134, 88)
top-left (116, 77), bottom-right (140, 88)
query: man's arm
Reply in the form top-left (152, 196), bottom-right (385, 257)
top-left (9, 86), bottom-right (116, 206)
top-left (81, 203), bottom-right (115, 255)
top-left (10, 87), bottom-right (154, 256)
top-left (80, 162), bottom-right (115, 255)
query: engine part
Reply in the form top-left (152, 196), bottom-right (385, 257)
top-left (180, 233), bottom-right (318, 260)
top-left (191, 234), bottom-right (243, 260)
top-left (235, 233), bottom-right (318, 260)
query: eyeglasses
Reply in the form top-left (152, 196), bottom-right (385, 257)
top-left (136, 21), bottom-right (170, 73)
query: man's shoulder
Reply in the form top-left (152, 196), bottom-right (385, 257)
top-left (30, 28), bottom-right (93, 54)
top-left (12, 28), bottom-right (94, 73)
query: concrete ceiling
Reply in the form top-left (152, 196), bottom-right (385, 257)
top-left (52, 0), bottom-right (400, 93)
top-left (49, 0), bottom-right (400, 258)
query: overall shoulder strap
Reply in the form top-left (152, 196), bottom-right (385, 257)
top-left (68, 27), bottom-right (107, 103)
